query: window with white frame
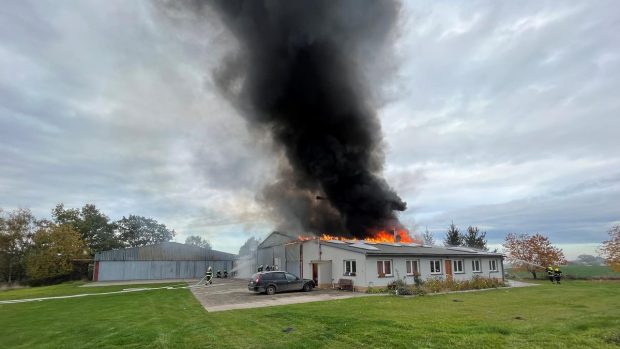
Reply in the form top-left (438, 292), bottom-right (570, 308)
top-left (489, 259), bottom-right (498, 272)
top-left (472, 259), bottom-right (482, 273)
top-left (453, 259), bottom-right (464, 273)
top-left (377, 260), bottom-right (392, 277)
top-left (344, 260), bottom-right (356, 276)
top-left (406, 260), bottom-right (420, 275)
top-left (430, 260), bottom-right (442, 274)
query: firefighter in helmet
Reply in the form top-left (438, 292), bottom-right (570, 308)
top-left (546, 266), bottom-right (555, 283)
top-left (554, 267), bottom-right (562, 284)
top-left (205, 266), bottom-right (213, 285)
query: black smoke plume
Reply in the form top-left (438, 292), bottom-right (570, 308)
top-left (182, 0), bottom-right (406, 238)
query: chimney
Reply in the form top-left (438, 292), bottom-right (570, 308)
top-left (394, 228), bottom-right (401, 243)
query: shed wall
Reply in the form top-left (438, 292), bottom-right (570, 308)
top-left (97, 260), bottom-right (234, 281)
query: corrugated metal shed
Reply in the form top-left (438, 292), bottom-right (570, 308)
top-left (93, 242), bottom-right (237, 281)
top-left (95, 242), bottom-right (236, 261)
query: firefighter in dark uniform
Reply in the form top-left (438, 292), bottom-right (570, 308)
top-left (554, 267), bottom-right (562, 284)
top-left (205, 267), bottom-right (213, 285)
top-left (546, 266), bottom-right (555, 283)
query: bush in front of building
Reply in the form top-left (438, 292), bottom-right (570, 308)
top-left (371, 276), bottom-right (506, 296)
top-left (366, 286), bottom-right (390, 294)
top-left (423, 276), bottom-right (505, 293)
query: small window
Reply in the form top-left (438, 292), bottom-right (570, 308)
top-left (272, 272), bottom-right (286, 280)
top-left (285, 273), bottom-right (297, 281)
top-left (489, 260), bottom-right (498, 272)
top-left (453, 260), bottom-right (464, 273)
top-left (377, 260), bottom-right (393, 277)
top-left (430, 260), bottom-right (442, 274)
top-left (472, 259), bottom-right (482, 273)
top-left (344, 260), bottom-right (357, 276)
top-left (406, 260), bottom-right (420, 275)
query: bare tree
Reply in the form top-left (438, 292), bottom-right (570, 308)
top-left (422, 227), bottom-right (434, 246)
top-left (503, 233), bottom-right (567, 279)
top-left (599, 224), bottom-right (620, 272)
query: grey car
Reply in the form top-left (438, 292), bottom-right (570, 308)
top-left (248, 271), bottom-right (315, 295)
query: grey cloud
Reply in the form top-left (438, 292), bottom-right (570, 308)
top-left (0, 0), bottom-right (618, 254)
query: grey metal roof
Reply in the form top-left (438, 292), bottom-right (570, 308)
top-left (95, 242), bottom-right (237, 261)
top-left (320, 240), bottom-right (503, 258)
top-left (258, 231), bottom-right (305, 249)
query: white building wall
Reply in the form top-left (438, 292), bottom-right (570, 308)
top-left (364, 256), bottom-right (504, 288)
top-left (257, 235), bottom-right (504, 291)
top-left (318, 244), bottom-right (368, 288)
top-left (301, 240), bottom-right (320, 280)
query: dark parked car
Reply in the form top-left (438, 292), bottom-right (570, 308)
top-left (248, 271), bottom-right (315, 295)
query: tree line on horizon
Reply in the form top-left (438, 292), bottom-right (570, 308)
top-left (423, 221), bottom-right (620, 278)
top-left (0, 204), bottom-right (177, 285)
top-left (419, 222), bottom-right (489, 250)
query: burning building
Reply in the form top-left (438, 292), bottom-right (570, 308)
top-left (256, 232), bottom-right (504, 291)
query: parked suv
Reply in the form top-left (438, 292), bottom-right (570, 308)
top-left (248, 271), bottom-right (315, 295)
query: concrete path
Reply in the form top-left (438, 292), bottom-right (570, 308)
top-left (190, 278), bottom-right (369, 312)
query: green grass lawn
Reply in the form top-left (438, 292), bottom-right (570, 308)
top-left (0, 281), bottom-right (183, 301)
top-left (1, 280), bottom-right (619, 349)
top-left (508, 265), bottom-right (620, 279)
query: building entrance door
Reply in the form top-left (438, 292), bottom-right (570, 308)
top-left (312, 263), bottom-right (318, 285)
top-left (445, 260), bottom-right (453, 278)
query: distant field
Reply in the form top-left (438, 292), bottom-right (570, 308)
top-left (508, 265), bottom-right (620, 279)
top-left (1, 280), bottom-right (619, 348)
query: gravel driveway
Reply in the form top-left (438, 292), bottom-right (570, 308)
top-left (190, 278), bottom-right (368, 312)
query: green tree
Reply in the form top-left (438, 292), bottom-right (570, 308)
top-left (25, 224), bottom-right (88, 282)
top-left (116, 215), bottom-right (175, 247)
top-left (185, 235), bottom-right (212, 249)
top-left (574, 254), bottom-right (603, 265)
top-left (463, 226), bottom-right (487, 250)
top-left (51, 204), bottom-right (120, 254)
top-left (0, 208), bottom-right (37, 284)
top-left (238, 236), bottom-right (260, 256)
top-left (444, 222), bottom-right (463, 247)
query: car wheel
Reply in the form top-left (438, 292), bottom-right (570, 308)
top-left (303, 283), bottom-right (312, 292)
top-left (266, 285), bottom-right (276, 295)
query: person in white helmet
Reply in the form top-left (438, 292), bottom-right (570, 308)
top-left (205, 267), bottom-right (213, 285)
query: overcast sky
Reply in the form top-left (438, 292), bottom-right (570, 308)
top-left (1, 1), bottom-right (618, 258)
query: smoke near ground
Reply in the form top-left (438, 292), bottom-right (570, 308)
top-left (166, 0), bottom-right (406, 238)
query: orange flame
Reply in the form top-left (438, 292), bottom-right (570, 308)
top-left (316, 229), bottom-right (420, 244)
